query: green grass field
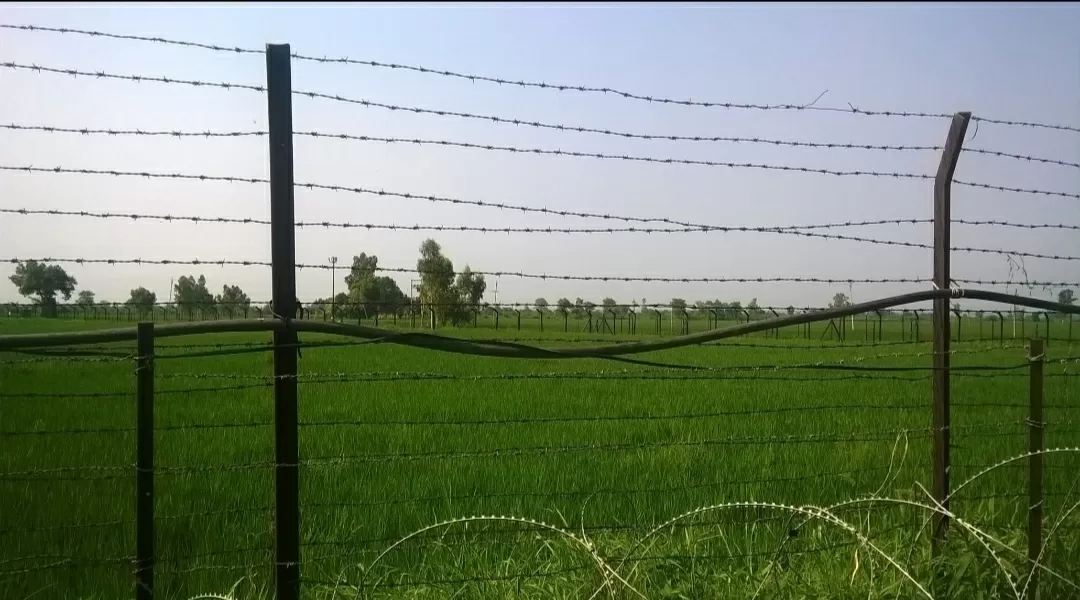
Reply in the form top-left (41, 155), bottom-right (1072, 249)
top-left (1, 316), bottom-right (1078, 599)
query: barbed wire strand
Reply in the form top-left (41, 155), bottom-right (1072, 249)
top-left (6, 256), bottom-right (1080, 287)
top-left (0, 403), bottom-right (939, 438)
top-left (0, 423), bottom-right (1028, 480)
top-left (6, 207), bottom-right (1080, 261)
top-left (6, 372), bottom-right (1071, 404)
top-left (4, 68), bottom-right (1080, 195)
top-left (0, 61), bottom-right (265, 92)
top-left (963, 147), bottom-right (1080, 170)
top-left (303, 467), bottom-right (898, 512)
top-left (6, 164), bottom-right (1078, 240)
top-left (7, 206), bottom-right (1080, 234)
top-left (4, 24), bottom-right (1079, 133)
top-left (4, 166), bottom-right (1075, 243)
top-left (0, 256), bottom-right (931, 284)
top-left (0, 123), bottom-right (944, 153)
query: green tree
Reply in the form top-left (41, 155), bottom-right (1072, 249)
top-left (555, 298), bottom-right (572, 317)
top-left (602, 297), bottom-right (618, 314)
top-left (786, 305), bottom-right (796, 316)
top-left (332, 291), bottom-right (352, 318)
top-left (670, 298), bottom-right (688, 316)
top-left (76, 290), bottom-right (96, 307)
top-left (534, 298), bottom-right (549, 314)
top-left (830, 293), bottom-right (852, 309)
top-left (1060, 289), bottom-right (1076, 306)
top-left (747, 298), bottom-right (764, 319)
top-left (126, 287), bottom-right (157, 318)
top-left (215, 284), bottom-right (251, 317)
top-left (572, 298), bottom-right (585, 318)
top-left (173, 275), bottom-right (215, 316)
top-left (344, 253), bottom-right (379, 290)
top-left (341, 253), bottom-right (407, 316)
top-left (455, 265), bottom-right (487, 307)
top-left (8, 260), bottom-right (77, 317)
top-left (416, 239), bottom-right (457, 326)
top-left (373, 276), bottom-right (409, 315)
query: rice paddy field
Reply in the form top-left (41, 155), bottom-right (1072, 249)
top-left (2, 315), bottom-right (1078, 599)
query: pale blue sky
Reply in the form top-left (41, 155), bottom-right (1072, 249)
top-left (1, 3), bottom-right (1077, 309)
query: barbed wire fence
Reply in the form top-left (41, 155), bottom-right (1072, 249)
top-left (0, 22), bottom-right (1079, 600)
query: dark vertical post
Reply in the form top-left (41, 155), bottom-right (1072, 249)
top-left (931, 111), bottom-right (970, 556)
top-left (135, 323), bottom-right (155, 600)
top-left (1028, 339), bottom-right (1044, 598)
top-left (266, 43), bottom-right (300, 600)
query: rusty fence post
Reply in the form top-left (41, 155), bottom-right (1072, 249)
top-left (931, 111), bottom-right (971, 558)
top-left (266, 42), bottom-right (301, 600)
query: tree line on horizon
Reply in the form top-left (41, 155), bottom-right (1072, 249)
top-left (7, 252), bottom-right (1079, 320)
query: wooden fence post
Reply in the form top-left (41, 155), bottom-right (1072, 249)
top-left (932, 111), bottom-right (970, 557)
top-left (266, 42), bottom-right (301, 600)
top-left (135, 322), bottom-right (155, 600)
top-left (1028, 338), bottom-right (1045, 599)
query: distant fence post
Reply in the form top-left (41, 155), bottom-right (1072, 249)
top-left (266, 42), bottom-right (301, 600)
top-left (931, 111), bottom-right (970, 557)
top-left (135, 322), bottom-right (155, 600)
top-left (1028, 338), bottom-right (1045, 599)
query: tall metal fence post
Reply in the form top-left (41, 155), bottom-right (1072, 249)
top-left (932, 111), bottom-right (970, 557)
top-left (1028, 338), bottom-right (1045, 599)
top-left (266, 42), bottom-right (301, 600)
top-left (135, 322), bottom-right (155, 600)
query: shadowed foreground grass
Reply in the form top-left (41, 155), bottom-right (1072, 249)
top-left (1, 318), bottom-right (1077, 598)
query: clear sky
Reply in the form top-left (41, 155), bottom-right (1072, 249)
top-left (1, 3), bottom-right (1077, 310)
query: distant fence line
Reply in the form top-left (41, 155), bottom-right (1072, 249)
top-left (4, 300), bottom-right (1075, 343)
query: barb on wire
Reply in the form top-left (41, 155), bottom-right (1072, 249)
top-left (293, 423), bottom-right (1017, 467)
top-left (305, 466), bottom-right (897, 512)
top-left (0, 122), bottom-right (944, 153)
top-left (11, 208), bottom-right (1080, 260)
top-left (0, 164), bottom-right (265, 185)
top-left (0, 61), bottom-right (265, 92)
top-left (1, 257), bottom-right (935, 284)
top-left (0, 382), bottom-right (277, 399)
top-left (954, 178), bottom-right (1080, 200)
top-left (0, 518), bottom-right (133, 536)
top-left (158, 506), bottom-right (272, 521)
top-left (952, 218), bottom-right (1080, 232)
top-left (296, 403), bottom-right (929, 430)
top-left (0, 24), bottom-right (951, 118)
top-left (971, 114), bottom-right (1080, 135)
top-left (0, 23), bottom-right (264, 55)
top-left (8, 256), bottom-right (1080, 286)
top-left (7, 24), bottom-right (1080, 135)
top-left (0, 420), bottom-right (271, 438)
top-left (0, 355), bottom-right (134, 365)
top-left (7, 162), bottom-right (1076, 234)
top-left (0, 207), bottom-right (936, 233)
top-left (963, 147), bottom-right (1080, 170)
